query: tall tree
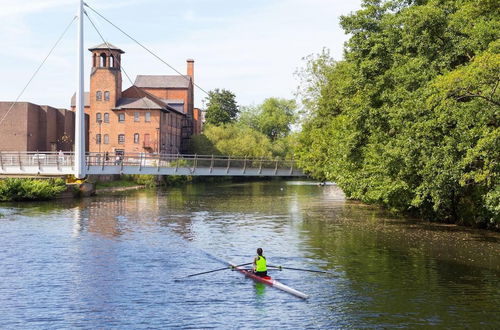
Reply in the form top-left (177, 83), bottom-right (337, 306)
top-left (204, 89), bottom-right (239, 126)
top-left (256, 98), bottom-right (297, 141)
top-left (296, 0), bottom-right (499, 227)
top-left (239, 98), bottom-right (297, 140)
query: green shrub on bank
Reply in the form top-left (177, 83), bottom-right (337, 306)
top-left (126, 174), bottom-right (191, 187)
top-left (128, 174), bottom-right (157, 188)
top-left (0, 178), bottom-right (67, 201)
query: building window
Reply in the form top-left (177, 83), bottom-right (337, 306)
top-left (96, 91), bottom-right (102, 101)
top-left (118, 113), bottom-right (125, 122)
top-left (104, 113), bottom-right (109, 123)
top-left (96, 134), bottom-right (101, 144)
top-left (104, 91), bottom-right (110, 101)
top-left (134, 112), bottom-right (139, 122)
top-left (104, 134), bottom-right (109, 144)
top-left (145, 112), bottom-right (151, 122)
top-left (100, 53), bottom-right (106, 67)
top-left (96, 113), bottom-right (102, 123)
top-left (118, 134), bottom-right (125, 144)
top-left (110, 55), bottom-right (115, 68)
top-left (134, 133), bottom-right (139, 144)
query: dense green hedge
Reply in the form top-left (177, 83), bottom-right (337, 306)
top-left (296, 0), bottom-right (499, 228)
top-left (0, 178), bottom-right (67, 201)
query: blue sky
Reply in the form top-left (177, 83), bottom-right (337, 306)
top-left (0, 0), bottom-right (362, 109)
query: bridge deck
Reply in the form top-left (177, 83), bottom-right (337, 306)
top-left (0, 152), bottom-right (305, 177)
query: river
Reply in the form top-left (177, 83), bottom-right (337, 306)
top-left (0, 180), bottom-right (498, 328)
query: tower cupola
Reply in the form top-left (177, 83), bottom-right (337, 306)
top-left (89, 43), bottom-right (125, 71)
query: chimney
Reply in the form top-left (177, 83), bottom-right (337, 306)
top-left (187, 59), bottom-right (194, 82)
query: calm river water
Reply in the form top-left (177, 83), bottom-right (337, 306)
top-left (0, 181), bottom-right (499, 328)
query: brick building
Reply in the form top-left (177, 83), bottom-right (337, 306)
top-left (0, 102), bottom-right (77, 152)
top-left (71, 43), bottom-right (202, 156)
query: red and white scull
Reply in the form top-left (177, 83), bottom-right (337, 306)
top-left (229, 262), bottom-right (309, 299)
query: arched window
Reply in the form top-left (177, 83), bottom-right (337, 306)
top-left (96, 134), bottom-right (101, 144)
top-left (110, 55), bottom-right (115, 68)
top-left (118, 134), bottom-right (125, 144)
top-left (100, 53), bottom-right (106, 67)
top-left (96, 91), bottom-right (102, 101)
top-left (118, 113), bottom-right (125, 122)
top-left (134, 133), bottom-right (139, 144)
top-left (96, 113), bottom-right (102, 123)
top-left (103, 134), bottom-right (109, 144)
top-left (104, 91), bottom-right (110, 101)
top-left (104, 113), bottom-right (109, 123)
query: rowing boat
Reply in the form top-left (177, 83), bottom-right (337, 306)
top-left (229, 262), bottom-right (309, 299)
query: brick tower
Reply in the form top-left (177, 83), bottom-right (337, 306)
top-left (88, 43), bottom-right (124, 153)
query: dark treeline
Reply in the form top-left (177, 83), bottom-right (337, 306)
top-left (296, 0), bottom-right (499, 228)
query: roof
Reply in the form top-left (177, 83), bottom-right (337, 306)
top-left (70, 92), bottom-right (90, 107)
top-left (134, 75), bottom-right (191, 89)
top-left (88, 43), bottom-right (125, 54)
top-left (113, 97), bottom-right (165, 110)
top-left (161, 99), bottom-right (184, 113)
top-left (114, 87), bottom-right (186, 116)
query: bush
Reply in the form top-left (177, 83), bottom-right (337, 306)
top-left (128, 175), bottom-right (158, 188)
top-left (0, 178), bottom-right (67, 201)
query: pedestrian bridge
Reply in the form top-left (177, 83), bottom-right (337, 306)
top-left (0, 152), bottom-right (305, 177)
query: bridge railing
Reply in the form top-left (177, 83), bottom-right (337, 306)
top-left (0, 151), bottom-right (299, 175)
top-left (86, 152), bottom-right (296, 173)
top-left (0, 151), bottom-right (74, 168)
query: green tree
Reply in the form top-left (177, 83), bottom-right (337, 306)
top-left (296, 0), bottom-right (499, 227)
top-left (204, 88), bottom-right (239, 126)
top-left (239, 98), bottom-right (297, 140)
top-left (192, 123), bottom-right (273, 158)
top-left (256, 98), bottom-right (297, 141)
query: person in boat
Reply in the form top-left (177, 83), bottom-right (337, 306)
top-left (253, 248), bottom-right (268, 277)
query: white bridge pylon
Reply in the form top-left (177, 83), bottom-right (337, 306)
top-left (0, 152), bottom-right (305, 177)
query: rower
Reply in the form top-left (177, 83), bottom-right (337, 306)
top-left (253, 248), bottom-right (268, 277)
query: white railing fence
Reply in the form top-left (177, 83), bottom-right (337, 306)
top-left (0, 151), bottom-right (304, 177)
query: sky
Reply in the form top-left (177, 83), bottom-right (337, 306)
top-left (0, 0), bottom-right (362, 109)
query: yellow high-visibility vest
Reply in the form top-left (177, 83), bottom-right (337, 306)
top-left (256, 256), bottom-right (267, 272)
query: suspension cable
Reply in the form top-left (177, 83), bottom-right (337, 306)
top-left (0, 15), bottom-right (77, 127)
top-left (85, 11), bottom-right (153, 111)
top-left (83, 2), bottom-right (210, 96)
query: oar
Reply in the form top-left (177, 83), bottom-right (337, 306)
top-left (183, 262), bottom-right (253, 278)
top-left (268, 265), bottom-right (335, 275)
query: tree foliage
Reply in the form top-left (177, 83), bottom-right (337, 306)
top-left (191, 123), bottom-right (274, 158)
top-left (193, 97), bottom-right (298, 159)
top-left (241, 98), bottom-right (297, 141)
top-left (296, 0), bottom-right (499, 227)
top-left (204, 88), bottom-right (239, 126)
